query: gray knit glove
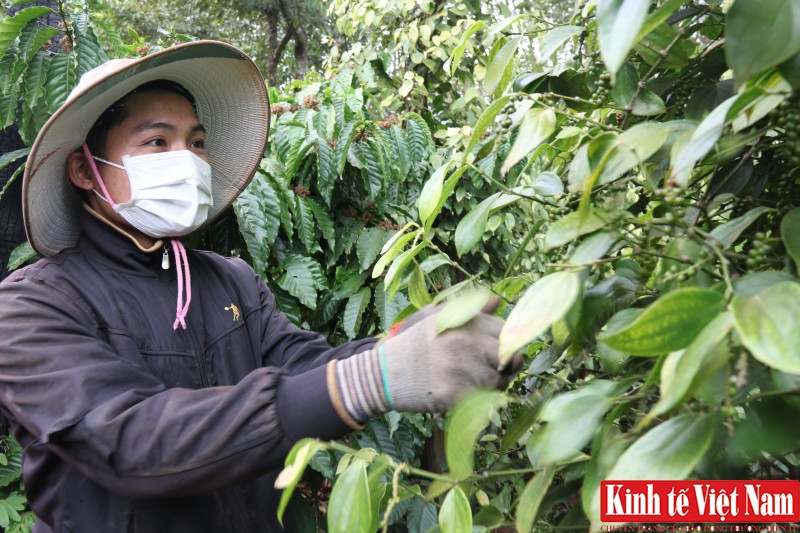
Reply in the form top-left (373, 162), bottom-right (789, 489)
top-left (328, 303), bottom-right (513, 427)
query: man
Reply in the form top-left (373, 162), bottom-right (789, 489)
top-left (0, 41), bottom-right (513, 532)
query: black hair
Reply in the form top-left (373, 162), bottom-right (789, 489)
top-left (84, 80), bottom-right (197, 158)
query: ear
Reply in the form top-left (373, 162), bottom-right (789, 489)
top-left (67, 150), bottom-right (94, 191)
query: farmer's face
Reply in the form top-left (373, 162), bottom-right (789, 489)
top-left (87, 89), bottom-right (208, 245)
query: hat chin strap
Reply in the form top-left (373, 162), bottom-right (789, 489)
top-left (82, 142), bottom-right (192, 332)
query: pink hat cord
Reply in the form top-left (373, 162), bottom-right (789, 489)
top-left (171, 239), bottom-right (191, 330)
top-left (82, 143), bottom-right (192, 331)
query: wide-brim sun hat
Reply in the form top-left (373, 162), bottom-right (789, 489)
top-left (23, 40), bottom-right (270, 257)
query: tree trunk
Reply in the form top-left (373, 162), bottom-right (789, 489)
top-left (264, 6), bottom-right (280, 86)
top-left (277, 0), bottom-right (308, 79)
top-left (264, 5), bottom-right (296, 86)
top-left (293, 28), bottom-right (308, 79)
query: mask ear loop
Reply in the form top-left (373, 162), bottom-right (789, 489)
top-left (82, 143), bottom-right (117, 208)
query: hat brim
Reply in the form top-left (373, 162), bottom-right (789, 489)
top-left (23, 40), bottom-right (270, 256)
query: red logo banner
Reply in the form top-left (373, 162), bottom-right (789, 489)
top-left (600, 481), bottom-right (800, 523)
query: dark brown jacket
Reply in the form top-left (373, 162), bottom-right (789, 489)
top-left (0, 208), bottom-right (374, 532)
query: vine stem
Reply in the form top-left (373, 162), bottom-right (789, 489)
top-left (539, 94), bottom-right (623, 132)
top-left (425, 242), bottom-right (514, 305)
top-left (471, 465), bottom-right (563, 479)
top-left (621, 30), bottom-right (685, 126)
top-left (426, 242), bottom-right (472, 281)
top-left (381, 462), bottom-right (408, 533)
top-left (546, 256), bottom-right (617, 268)
top-left (692, 228), bottom-right (734, 297)
top-left (577, 139), bottom-right (620, 215)
top-left (504, 219), bottom-right (544, 277)
top-left (323, 439), bottom-right (559, 499)
top-left (465, 162), bottom-right (538, 201)
top-left (325, 440), bottom-right (457, 484)
top-left (525, 14), bottom-right (559, 28)
top-left (732, 387), bottom-right (800, 406)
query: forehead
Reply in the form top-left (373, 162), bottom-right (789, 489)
top-left (117, 89), bottom-right (199, 126)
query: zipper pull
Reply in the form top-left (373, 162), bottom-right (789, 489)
top-left (162, 246), bottom-right (169, 270)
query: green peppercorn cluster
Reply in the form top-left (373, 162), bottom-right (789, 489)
top-left (588, 64), bottom-right (611, 105)
top-left (654, 186), bottom-right (689, 236)
top-left (775, 95), bottom-right (800, 166)
top-left (776, 170), bottom-right (797, 201)
top-left (669, 83), bottom-right (694, 119)
top-left (541, 202), bottom-right (571, 220)
top-left (745, 231), bottom-right (772, 269)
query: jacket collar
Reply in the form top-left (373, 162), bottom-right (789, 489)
top-left (76, 204), bottom-right (166, 273)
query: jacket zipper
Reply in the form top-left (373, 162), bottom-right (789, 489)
top-left (156, 270), bottom-right (209, 388)
top-left (186, 320), bottom-right (209, 388)
top-left (157, 252), bottom-right (251, 533)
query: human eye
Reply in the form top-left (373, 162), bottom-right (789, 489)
top-left (145, 137), bottom-right (167, 147)
top-left (191, 138), bottom-right (206, 150)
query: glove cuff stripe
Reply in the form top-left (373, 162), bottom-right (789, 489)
top-left (378, 344), bottom-right (395, 411)
top-left (362, 349), bottom-right (386, 414)
top-left (326, 361), bottom-right (364, 430)
top-left (337, 356), bottom-right (370, 422)
top-left (334, 347), bottom-right (390, 424)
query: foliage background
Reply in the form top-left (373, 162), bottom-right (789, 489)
top-left (1, 0), bottom-right (800, 531)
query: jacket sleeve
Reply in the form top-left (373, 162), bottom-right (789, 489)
top-left (251, 262), bottom-right (377, 374)
top-left (0, 269), bottom-right (357, 499)
top-left (247, 265), bottom-right (379, 438)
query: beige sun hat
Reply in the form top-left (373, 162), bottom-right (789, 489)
top-left (23, 40), bottom-right (270, 257)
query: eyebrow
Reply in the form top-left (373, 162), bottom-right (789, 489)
top-left (132, 121), bottom-right (206, 135)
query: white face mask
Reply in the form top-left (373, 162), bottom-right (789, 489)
top-left (89, 149), bottom-right (214, 238)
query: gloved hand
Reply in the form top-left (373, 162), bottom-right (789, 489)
top-left (328, 300), bottom-right (519, 427)
top-left (382, 309), bottom-right (507, 412)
